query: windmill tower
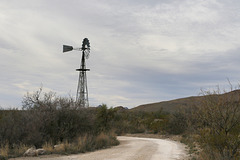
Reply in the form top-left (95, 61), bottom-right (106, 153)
top-left (63, 38), bottom-right (90, 107)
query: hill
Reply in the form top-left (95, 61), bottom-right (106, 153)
top-left (131, 89), bottom-right (240, 113)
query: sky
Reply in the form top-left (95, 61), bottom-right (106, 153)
top-left (1, 0), bottom-right (240, 109)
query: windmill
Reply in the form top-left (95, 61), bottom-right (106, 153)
top-left (63, 38), bottom-right (90, 107)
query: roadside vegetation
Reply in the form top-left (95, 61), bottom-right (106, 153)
top-left (191, 88), bottom-right (240, 159)
top-left (0, 88), bottom-right (119, 159)
top-left (1, 87), bottom-right (240, 159)
top-left (110, 87), bottom-right (240, 159)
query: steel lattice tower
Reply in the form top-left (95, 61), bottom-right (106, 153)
top-left (63, 38), bottom-right (90, 107)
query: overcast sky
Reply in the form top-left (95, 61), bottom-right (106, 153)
top-left (1, 0), bottom-right (240, 108)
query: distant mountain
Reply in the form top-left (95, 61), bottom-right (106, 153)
top-left (131, 90), bottom-right (240, 113)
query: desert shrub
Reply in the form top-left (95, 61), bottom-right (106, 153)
top-left (111, 110), bottom-right (146, 134)
top-left (167, 111), bottom-right (188, 134)
top-left (140, 110), bottom-right (169, 134)
top-left (111, 109), bottom-right (170, 135)
top-left (0, 88), bottom-right (119, 158)
top-left (194, 88), bottom-right (240, 159)
top-left (95, 104), bottom-right (116, 133)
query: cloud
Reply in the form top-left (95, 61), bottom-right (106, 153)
top-left (0, 0), bottom-right (240, 108)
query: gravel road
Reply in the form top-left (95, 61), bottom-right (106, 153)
top-left (10, 136), bottom-right (188, 160)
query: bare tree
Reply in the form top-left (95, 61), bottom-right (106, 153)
top-left (197, 88), bottom-right (240, 158)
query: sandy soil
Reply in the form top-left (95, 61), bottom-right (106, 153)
top-left (10, 136), bottom-right (188, 160)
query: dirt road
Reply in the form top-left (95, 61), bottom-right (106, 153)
top-left (11, 136), bottom-right (188, 160)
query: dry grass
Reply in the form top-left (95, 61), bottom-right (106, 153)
top-left (197, 147), bottom-right (222, 160)
top-left (43, 141), bottom-right (54, 154)
top-left (53, 142), bottom-right (70, 154)
top-left (0, 133), bottom-right (119, 158)
top-left (76, 135), bottom-right (88, 152)
top-left (0, 142), bottom-right (9, 158)
top-left (0, 142), bottom-right (29, 159)
top-left (95, 133), bottom-right (109, 149)
top-left (43, 133), bottom-right (119, 155)
top-left (11, 143), bottom-right (29, 157)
